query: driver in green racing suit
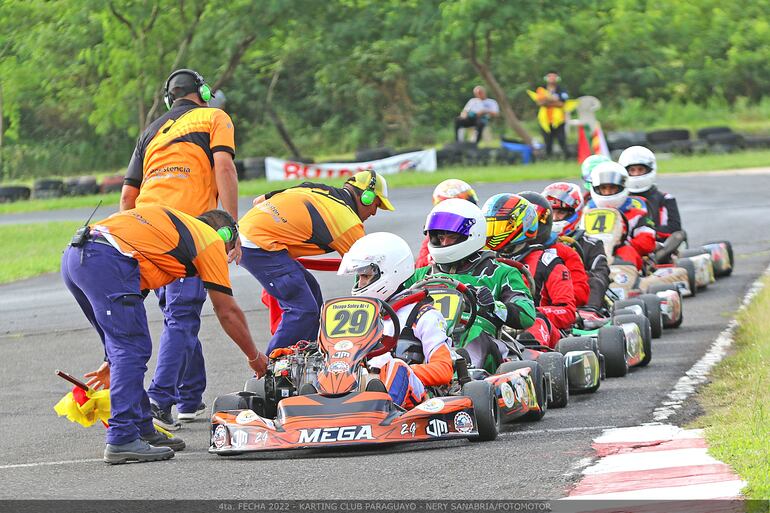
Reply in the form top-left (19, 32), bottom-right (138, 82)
top-left (403, 198), bottom-right (536, 372)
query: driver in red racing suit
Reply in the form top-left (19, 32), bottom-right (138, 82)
top-left (483, 193), bottom-right (576, 348)
top-left (587, 161), bottom-right (656, 269)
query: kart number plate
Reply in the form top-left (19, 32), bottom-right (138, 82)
top-left (430, 291), bottom-right (462, 324)
top-left (325, 300), bottom-right (376, 338)
top-left (584, 210), bottom-right (617, 235)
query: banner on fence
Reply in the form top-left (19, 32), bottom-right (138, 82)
top-left (265, 149), bottom-right (437, 181)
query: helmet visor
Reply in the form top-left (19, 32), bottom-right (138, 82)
top-left (425, 211), bottom-right (477, 236)
top-left (592, 169), bottom-right (626, 188)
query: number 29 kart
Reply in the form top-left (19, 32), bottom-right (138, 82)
top-left (209, 294), bottom-right (545, 455)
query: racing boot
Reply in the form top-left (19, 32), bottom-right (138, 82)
top-left (141, 429), bottom-right (186, 451)
top-left (103, 439), bottom-right (174, 464)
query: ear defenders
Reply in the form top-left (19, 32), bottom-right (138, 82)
top-left (217, 224), bottom-right (237, 244)
top-left (543, 73), bottom-right (561, 83)
top-left (163, 69), bottom-right (212, 110)
top-left (360, 170), bottom-right (377, 206)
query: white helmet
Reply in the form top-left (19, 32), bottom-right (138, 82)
top-left (618, 145), bottom-right (657, 193)
top-left (425, 198), bottom-right (486, 265)
top-left (590, 161), bottom-right (629, 209)
top-left (338, 232), bottom-right (415, 301)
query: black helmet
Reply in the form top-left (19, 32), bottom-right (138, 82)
top-left (519, 191), bottom-right (553, 245)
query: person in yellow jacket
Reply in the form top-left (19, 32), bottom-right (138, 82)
top-left (531, 71), bottom-right (571, 159)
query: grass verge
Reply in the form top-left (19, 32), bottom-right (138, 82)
top-left (0, 221), bottom-right (80, 284)
top-left (3, 150), bottom-right (770, 215)
top-left (689, 275), bottom-right (770, 500)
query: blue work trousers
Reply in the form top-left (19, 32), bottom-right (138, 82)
top-left (61, 243), bottom-right (155, 446)
top-left (240, 248), bottom-right (323, 352)
top-left (147, 277), bottom-right (207, 412)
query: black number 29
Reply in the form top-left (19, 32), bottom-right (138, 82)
top-left (330, 309), bottom-right (370, 336)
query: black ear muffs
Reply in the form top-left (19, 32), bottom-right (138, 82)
top-left (163, 69), bottom-right (213, 110)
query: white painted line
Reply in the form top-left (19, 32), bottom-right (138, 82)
top-left (0, 458), bottom-right (104, 470)
top-left (566, 479), bottom-right (746, 500)
top-left (594, 424), bottom-right (702, 444)
top-left (652, 265), bottom-right (770, 422)
top-left (583, 447), bottom-right (721, 475)
top-left (500, 425), bottom-right (616, 437)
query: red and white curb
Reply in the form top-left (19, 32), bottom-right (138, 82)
top-left (563, 268), bottom-right (770, 503)
top-left (565, 424), bottom-right (745, 500)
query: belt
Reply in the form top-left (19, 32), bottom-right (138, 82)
top-left (88, 232), bottom-right (114, 248)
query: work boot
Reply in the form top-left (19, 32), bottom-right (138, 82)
top-left (177, 403), bottom-right (206, 423)
top-left (141, 430), bottom-right (186, 451)
top-left (151, 402), bottom-right (181, 431)
top-left (103, 439), bottom-right (174, 464)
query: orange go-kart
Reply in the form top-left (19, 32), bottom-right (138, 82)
top-left (209, 291), bottom-right (544, 455)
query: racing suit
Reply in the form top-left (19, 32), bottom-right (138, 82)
top-left (370, 299), bottom-right (454, 409)
top-left (587, 196), bottom-right (656, 270)
top-left (565, 230), bottom-right (611, 310)
top-left (546, 237), bottom-right (589, 307)
top-left (633, 187), bottom-right (682, 241)
top-left (403, 251), bottom-right (536, 372)
top-left (415, 235), bottom-right (431, 268)
top-left (518, 246), bottom-right (576, 348)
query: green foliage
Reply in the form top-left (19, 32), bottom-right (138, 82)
top-left (0, 221), bottom-right (80, 283)
top-left (1, 0), bottom-right (770, 179)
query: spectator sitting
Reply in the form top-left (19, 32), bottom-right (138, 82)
top-left (454, 86), bottom-right (499, 145)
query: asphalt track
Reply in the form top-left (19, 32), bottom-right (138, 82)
top-left (1, 171), bottom-right (769, 499)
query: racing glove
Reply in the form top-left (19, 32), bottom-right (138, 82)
top-left (473, 286), bottom-right (510, 326)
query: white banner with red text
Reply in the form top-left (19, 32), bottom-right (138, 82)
top-left (265, 149), bottom-right (437, 181)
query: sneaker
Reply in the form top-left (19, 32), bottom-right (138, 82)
top-left (104, 439), bottom-right (174, 464)
top-left (141, 430), bottom-right (186, 451)
top-left (151, 403), bottom-right (181, 431)
top-left (177, 402), bottom-right (206, 422)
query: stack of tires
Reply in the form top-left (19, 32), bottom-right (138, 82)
top-left (33, 179), bottom-right (65, 199)
top-left (0, 185), bottom-right (31, 203)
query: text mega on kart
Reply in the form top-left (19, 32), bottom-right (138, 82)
top-left (209, 290), bottom-right (547, 455)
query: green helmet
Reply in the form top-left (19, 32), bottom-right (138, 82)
top-left (581, 154), bottom-right (611, 190)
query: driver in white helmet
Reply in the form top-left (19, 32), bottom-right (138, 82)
top-left (338, 232), bottom-right (454, 409)
top-left (587, 161), bottom-right (657, 270)
top-left (618, 146), bottom-right (682, 242)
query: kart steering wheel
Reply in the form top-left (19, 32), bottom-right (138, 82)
top-left (366, 298), bottom-right (402, 358)
top-left (408, 276), bottom-right (477, 335)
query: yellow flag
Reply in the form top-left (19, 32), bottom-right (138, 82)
top-left (54, 389), bottom-right (111, 428)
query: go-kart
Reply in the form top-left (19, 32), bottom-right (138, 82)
top-left (400, 276), bottom-right (571, 410)
top-left (581, 207), bottom-right (685, 330)
top-left (653, 230), bottom-right (734, 287)
top-left (209, 293), bottom-right (545, 455)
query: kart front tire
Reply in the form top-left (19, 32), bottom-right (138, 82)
top-left (639, 294), bottom-right (663, 339)
top-left (614, 314), bottom-right (652, 367)
top-left (706, 240), bottom-right (734, 277)
top-left (462, 380), bottom-right (499, 442)
top-left (677, 258), bottom-right (697, 297)
top-left (598, 326), bottom-right (628, 378)
top-left (537, 352), bottom-right (569, 408)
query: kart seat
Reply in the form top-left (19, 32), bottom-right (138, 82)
top-left (365, 378), bottom-right (388, 394)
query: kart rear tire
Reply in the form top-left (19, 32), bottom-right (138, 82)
top-left (706, 240), bottom-right (734, 277)
top-left (212, 393), bottom-right (249, 414)
top-left (613, 298), bottom-right (647, 317)
top-left (677, 258), bottom-right (697, 297)
top-left (461, 380), bottom-right (499, 441)
top-left (614, 314), bottom-right (652, 367)
top-left (496, 361), bottom-right (547, 421)
top-left (647, 284), bottom-right (684, 328)
top-left (598, 326), bottom-right (628, 378)
top-left (243, 378), bottom-right (277, 418)
top-left (639, 294), bottom-right (663, 339)
top-left (537, 352), bottom-right (569, 408)
top-left (556, 336), bottom-right (597, 355)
